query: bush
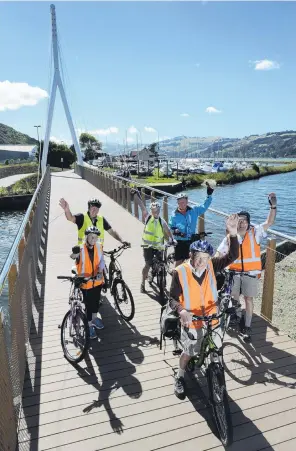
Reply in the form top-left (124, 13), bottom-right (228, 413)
top-left (4, 160), bottom-right (9, 165)
top-left (252, 163), bottom-right (260, 174)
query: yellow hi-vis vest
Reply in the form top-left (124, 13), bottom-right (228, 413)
top-left (77, 213), bottom-right (104, 246)
top-left (142, 215), bottom-right (164, 249)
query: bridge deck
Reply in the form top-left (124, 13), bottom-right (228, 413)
top-left (19, 171), bottom-right (296, 451)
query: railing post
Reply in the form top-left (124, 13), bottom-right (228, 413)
top-left (141, 188), bottom-right (146, 223)
top-left (122, 183), bottom-right (126, 209)
top-left (0, 313), bottom-right (17, 451)
top-left (18, 237), bottom-right (25, 267)
top-left (134, 193), bottom-right (139, 219)
top-left (151, 190), bottom-right (155, 203)
top-left (163, 196), bottom-right (169, 223)
top-left (127, 187), bottom-right (132, 214)
top-left (198, 214), bottom-right (205, 234)
top-left (261, 238), bottom-right (276, 322)
top-left (118, 182), bottom-right (122, 206)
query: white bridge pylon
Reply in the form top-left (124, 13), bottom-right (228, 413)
top-left (41, 4), bottom-right (83, 174)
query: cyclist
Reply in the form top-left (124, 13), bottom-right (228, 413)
top-left (216, 192), bottom-right (277, 342)
top-left (169, 214), bottom-right (239, 400)
top-left (59, 197), bottom-right (130, 287)
top-left (132, 189), bottom-right (177, 293)
top-left (59, 197), bottom-right (129, 247)
top-left (169, 182), bottom-right (214, 267)
top-left (70, 226), bottom-right (105, 339)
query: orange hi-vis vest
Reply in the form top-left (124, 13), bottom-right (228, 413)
top-left (176, 261), bottom-right (218, 329)
top-left (76, 243), bottom-right (104, 290)
top-left (228, 227), bottom-right (261, 273)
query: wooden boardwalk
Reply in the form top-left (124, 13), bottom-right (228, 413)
top-left (18, 171), bottom-right (296, 451)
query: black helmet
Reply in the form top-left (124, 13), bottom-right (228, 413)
top-left (85, 226), bottom-right (100, 236)
top-left (238, 211), bottom-right (250, 229)
top-left (88, 198), bottom-right (102, 209)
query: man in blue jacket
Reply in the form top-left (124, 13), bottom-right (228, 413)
top-left (169, 183), bottom-right (214, 266)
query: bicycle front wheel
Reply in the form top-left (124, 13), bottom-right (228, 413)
top-left (157, 268), bottom-right (166, 301)
top-left (207, 362), bottom-right (233, 447)
top-left (112, 279), bottom-right (135, 322)
top-left (166, 252), bottom-right (175, 275)
top-left (61, 309), bottom-right (89, 364)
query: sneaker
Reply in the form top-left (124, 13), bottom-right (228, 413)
top-left (242, 327), bottom-right (252, 343)
top-left (140, 282), bottom-right (146, 293)
top-left (239, 315), bottom-right (245, 333)
top-left (92, 317), bottom-right (104, 330)
top-left (174, 377), bottom-right (186, 400)
top-left (89, 326), bottom-right (97, 340)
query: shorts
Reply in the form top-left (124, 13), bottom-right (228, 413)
top-left (181, 327), bottom-right (205, 357)
top-left (232, 274), bottom-right (260, 298)
top-left (175, 240), bottom-right (191, 262)
top-left (143, 247), bottom-right (161, 266)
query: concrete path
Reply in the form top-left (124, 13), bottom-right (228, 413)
top-left (0, 173), bottom-right (35, 188)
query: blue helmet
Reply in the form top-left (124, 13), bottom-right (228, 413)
top-left (189, 240), bottom-right (214, 257)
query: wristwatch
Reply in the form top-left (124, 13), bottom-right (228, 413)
top-left (270, 206), bottom-right (277, 209)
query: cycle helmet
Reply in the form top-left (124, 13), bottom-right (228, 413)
top-left (176, 192), bottom-right (188, 200)
top-left (88, 198), bottom-right (102, 209)
top-left (238, 211), bottom-right (250, 229)
top-left (85, 226), bottom-right (101, 236)
top-left (189, 240), bottom-right (214, 257)
top-left (150, 201), bottom-right (161, 210)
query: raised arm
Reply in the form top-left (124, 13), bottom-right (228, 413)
top-left (192, 183), bottom-right (214, 215)
top-left (262, 192), bottom-right (277, 231)
top-left (212, 214), bottom-right (240, 273)
top-left (59, 198), bottom-right (76, 223)
top-left (131, 188), bottom-right (148, 221)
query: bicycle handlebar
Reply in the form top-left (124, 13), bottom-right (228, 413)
top-left (103, 243), bottom-right (131, 256)
top-left (184, 307), bottom-right (236, 340)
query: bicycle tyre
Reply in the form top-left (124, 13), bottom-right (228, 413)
top-left (207, 362), bottom-right (233, 447)
top-left (112, 279), bottom-right (135, 322)
top-left (61, 309), bottom-right (90, 364)
top-left (157, 269), bottom-right (166, 300)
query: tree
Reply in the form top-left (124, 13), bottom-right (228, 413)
top-left (37, 140), bottom-right (77, 168)
top-left (78, 133), bottom-right (102, 161)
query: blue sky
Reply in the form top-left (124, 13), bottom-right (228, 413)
top-left (1, 1), bottom-right (296, 146)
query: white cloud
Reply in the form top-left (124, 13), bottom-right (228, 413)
top-left (88, 127), bottom-right (119, 136)
top-left (126, 137), bottom-right (134, 143)
top-left (0, 80), bottom-right (48, 111)
top-left (50, 136), bottom-right (71, 145)
top-left (180, 113), bottom-right (190, 117)
top-left (144, 126), bottom-right (157, 133)
top-left (251, 59), bottom-right (280, 71)
top-left (205, 106), bottom-right (222, 114)
top-left (128, 125), bottom-right (138, 134)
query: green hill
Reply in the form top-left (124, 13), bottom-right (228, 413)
top-left (0, 123), bottom-right (38, 145)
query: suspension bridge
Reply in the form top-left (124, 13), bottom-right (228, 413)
top-left (1, 4), bottom-right (296, 451)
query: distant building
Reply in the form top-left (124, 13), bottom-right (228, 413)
top-left (130, 148), bottom-right (157, 162)
top-left (0, 145), bottom-right (38, 162)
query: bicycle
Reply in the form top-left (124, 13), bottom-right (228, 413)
top-left (103, 243), bottom-right (135, 322)
top-left (166, 231), bottom-right (213, 275)
top-left (57, 272), bottom-right (101, 364)
top-left (145, 242), bottom-right (176, 299)
top-left (174, 306), bottom-right (235, 447)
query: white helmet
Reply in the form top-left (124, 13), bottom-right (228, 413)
top-left (150, 201), bottom-right (161, 210)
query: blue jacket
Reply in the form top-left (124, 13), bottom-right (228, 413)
top-left (169, 195), bottom-right (212, 241)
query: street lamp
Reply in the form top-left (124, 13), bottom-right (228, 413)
top-left (34, 125), bottom-right (41, 183)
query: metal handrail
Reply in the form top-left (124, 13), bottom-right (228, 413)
top-left (0, 166), bottom-right (50, 293)
top-left (81, 164), bottom-right (296, 245)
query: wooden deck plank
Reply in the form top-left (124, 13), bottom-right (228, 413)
top-left (19, 171), bottom-right (296, 451)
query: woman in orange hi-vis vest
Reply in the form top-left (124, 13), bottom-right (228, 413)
top-left (169, 214), bottom-right (240, 400)
top-left (216, 193), bottom-right (277, 343)
top-left (71, 226), bottom-right (105, 340)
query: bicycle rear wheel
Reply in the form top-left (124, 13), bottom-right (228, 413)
top-left (61, 309), bottom-right (89, 364)
top-left (112, 279), bottom-right (135, 322)
top-left (207, 362), bottom-right (233, 447)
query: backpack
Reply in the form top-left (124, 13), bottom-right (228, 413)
top-left (159, 302), bottom-right (180, 352)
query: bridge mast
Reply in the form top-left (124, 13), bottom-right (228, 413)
top-left (41, 4), bottom-right (83, 174)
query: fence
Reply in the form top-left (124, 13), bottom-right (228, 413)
top-left (75, 163), bottom-right (296, 333)
top-left (0, 166), bottom-right (51, 451)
